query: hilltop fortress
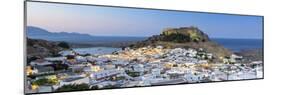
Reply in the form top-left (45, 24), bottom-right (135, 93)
top-left (130, 26), bottom-right (232, 59)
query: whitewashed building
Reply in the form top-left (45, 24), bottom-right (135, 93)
top-left (60, 77), bottom-right (90, 87)
top-left (90, 69), bottom-right (123, 80)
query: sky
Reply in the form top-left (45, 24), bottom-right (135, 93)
top-left (26, 2), bottom-right (263, 39)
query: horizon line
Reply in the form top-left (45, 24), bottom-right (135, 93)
top-left (26, 26), bottom-right (263, 40)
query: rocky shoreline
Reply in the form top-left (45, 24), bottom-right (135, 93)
top-left (235, 48), bottom-right (263, 62)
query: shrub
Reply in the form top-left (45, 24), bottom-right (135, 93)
top-left (56, 83), bottom-right (91, 92)
top-left (32, 78), bottom-right (58, 86)
top-left (58, 42), bottom-right (70, 49)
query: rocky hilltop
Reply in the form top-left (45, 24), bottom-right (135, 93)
top-left (160, 26), bottom-right (210, 42)
top-left (26, 38), bottom-right (66, 58)
top-left (130, 26), bottom-right (232, 59)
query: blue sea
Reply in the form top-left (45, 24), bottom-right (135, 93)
top-left (212, 38), bottom-right (263, 52)
top-left (72, 47), bottom-right (121, 55)
top-left (70, 38), bottom-right (263, 55)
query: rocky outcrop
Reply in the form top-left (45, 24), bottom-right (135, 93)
top-left (235, 49), bottom-right (263, 62)
top-left (26, 38), bottom-right (64, 58)
top-left (161, 26), bottom-right (210, 42)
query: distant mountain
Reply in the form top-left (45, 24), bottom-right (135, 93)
top-left (26, 26), bottom-right (146, 46)
top-left (27, 26), bottom-right (97, 43)
top-left (26, 26), bottom-right (51, 36)
top-left (130, 26), bottom-right (232, 59)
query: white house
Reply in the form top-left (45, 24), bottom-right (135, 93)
top-left (102, 64), bottom-right (116, 70)
top-left (151, 68), bottom-right (161, 77)
top-left (44, 57), bottom-right (66, 61)
top-left (33, 66), bottom-right (54, 74)
top-left (112, 60), bottom-right (129, 65)
top-left (187, 49), bottom-right (197, 57)
top-left (60, 77), bottom-right (90, 87)
top-left (30, 60), bottom-right (53, 66)
top-left (133, 64), bottom-right (145, 73)
top-left (185, 72), bottom-right (204, 83)
top-left (94, 81), bottom-right (116, 88)
top-left (166, 68), bottom-right (185, 79)
top-left (90, 69), bottom-right (123, 80)
top-left (156, 45), bottom-right (163, 49)
top-left (197, 60), bottom-right (208, 64)
top-left (59, 50), bottom-right (76, 56)
top-left (75, 56), bottom-right (87, 62)
top-left (37, 86), bottom-right (53, 93)
top-left (83, 65), bottom-right (101, 72)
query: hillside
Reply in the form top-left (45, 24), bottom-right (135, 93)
top-left (130, 26), bottom-right (232, 58)
top-left (27, 26), bottom-right (98, 42)
top-left (26, 26), bottom-right (146, 46)
top-left (235, 49), bottom-right (263, 62)
top-left (26, 38), bottom-right (65, 58)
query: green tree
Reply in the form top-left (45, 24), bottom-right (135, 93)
top-left (190, 32), bottom-right (200, 42)
top-left (163, 33), bottom-right (191, 43)
top-left (58, 42), bottom-right (70, 49)
top-left (32, 78), bottom-right (58, 86)
top-left (56, 83), bottom-right (91, 92)
top-left (125, 70), bottom-right (140, 77)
